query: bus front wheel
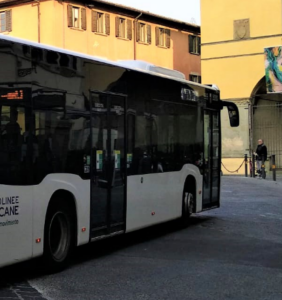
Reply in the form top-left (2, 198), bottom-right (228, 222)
top-left (44, 203), bottom-right (74, 272)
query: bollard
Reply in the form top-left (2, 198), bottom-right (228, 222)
top-left (249, 156), bottom-right (253, 177)
top-left (244, 154), bottom-right (248, 177)
top-left (272, 155), bottom-right (276, 182)
top-left (261, 155), bottom-right (266, 179)
top-left (252, 154), bottom-right (256, 177)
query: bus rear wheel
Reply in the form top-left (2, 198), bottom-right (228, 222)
top-left (44, 204), bottom-right (73, 272)
top-left (181, 191), bottom-right (194, 226)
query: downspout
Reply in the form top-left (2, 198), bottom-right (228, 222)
top-left (134, 12), bottom-right (142, 60)
top-left (35, 0), bottom-right (41, 43)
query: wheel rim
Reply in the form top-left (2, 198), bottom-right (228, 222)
top-left (49, 211), bottom-right (70, 262)
top-left (188, 194), bottom-right (194, 215)
top-left (185, 192), bottom-right (194, 215)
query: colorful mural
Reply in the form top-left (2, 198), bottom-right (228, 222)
top-left (265, 46), bottom-right (282, 93)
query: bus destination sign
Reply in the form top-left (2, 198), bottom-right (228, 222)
top-left (0, 89), bottom-right (24, 100)
top-left (0, 88), bottom-right (30, 101)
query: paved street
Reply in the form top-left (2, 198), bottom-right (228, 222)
top-left (1, 176), bottom-right (282, 300)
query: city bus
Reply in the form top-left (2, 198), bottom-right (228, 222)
top-left (0, 35), bottom-right (239, 270)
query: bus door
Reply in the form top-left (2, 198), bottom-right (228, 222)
top-left (202, 110), bottom-right (221, 209)
top-left (90, 91), bottom-right (126, 239)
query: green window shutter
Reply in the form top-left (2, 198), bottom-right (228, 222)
top-left (81, 8), bottom-right (86, 30)
top-left (147, 24), bottom-right (151, 44)
top-left (127, 19), bottom-right (132, 40)
top-left (105, 13), bottom-right (110, 35)
top-left (67, 5), bottom-right (73, 27)
top-left (6, 10), bottom-right (12, 32)
top-left (188, 35), bottom-right (193, 53)
top-left (198, 37), bottom-right (201, 54)
top-left (165, 29), bottom-right (170, 48)
top-left (92, 11), bottom-right (98, 32)
top-left (115, 17), bottom-right (119, 37)
top-left (155, 26), bottom-right (159, 46)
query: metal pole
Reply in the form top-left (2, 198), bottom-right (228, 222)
top-left (252, 154), bottom-right (256, 177)
top-left (244, 154), bottom-right (248, 177)
top-left (261, 155), bottom-right (266, 179)
top-left (272, 154), bottom-right (276, 181)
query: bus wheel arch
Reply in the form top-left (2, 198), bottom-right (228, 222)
top-left (182, 175), bottom-right (196, 223)
top-left (43, 190), bottom-right (77, 272)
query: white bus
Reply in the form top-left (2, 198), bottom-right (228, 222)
top-left (0, 35), bottom-right (239, 270)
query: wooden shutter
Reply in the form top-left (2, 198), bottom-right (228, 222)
top-left (115, 17), bottom-right (119, 37)
top-left (127, 19), bottom-right (132, 40)
top-left (136, 22), bottom-right (140, 42)
top-left (198, 37), bottom-right (201, 54)
top-left (6, 10), bottom-right (12, 32)
top-left (188, 35), bottom-right (193, 53)
top-left (147, 24), bottom-right (151, 44)
top-left (92, 11), bottom-right (98, 32)
top-left (81, 8), bottom-right (86, 30)
top-left (105, 13), bottom-right (110, 35)
top-left (165, 29), bottom-right (170, 48)
top-left (67, 5), bottom-right (73, 27)
top-left (155, 26), bottom-right (159, 46)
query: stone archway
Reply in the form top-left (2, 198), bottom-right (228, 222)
top-left (251, 76), bottom-right (282, 167)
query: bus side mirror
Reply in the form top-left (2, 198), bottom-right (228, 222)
top-left (222, 101), bottom-right (239, 127)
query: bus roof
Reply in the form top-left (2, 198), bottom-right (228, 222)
top-left (0, 34), bottom-right (218, 92)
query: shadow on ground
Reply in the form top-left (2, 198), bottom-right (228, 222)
top-left (0, 215), bottom-right (214, 287)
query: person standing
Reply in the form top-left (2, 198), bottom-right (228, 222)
top-left (254, 139), bottom-right (267, 176)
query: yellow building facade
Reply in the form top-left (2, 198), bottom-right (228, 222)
top-left (0, 0), bottom-right (201, 81)
top-left (201, 0), bottom-right (282, 171)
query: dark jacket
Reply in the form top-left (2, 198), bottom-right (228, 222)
top-left (256, 144), bottom-right (267, 161)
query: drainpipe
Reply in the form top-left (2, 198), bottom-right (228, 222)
top-left (35, 0), bottom-right (41, 43)
top-left (134, 12), bottom-right (142, 60)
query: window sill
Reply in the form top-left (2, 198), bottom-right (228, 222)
top-left (69, 27), bottom-right (86, 32)
top-left (94, 32), bottom-right (109, 37)
top-left (116, 36), bottom-right (131, 41)
top-left (157, 45), bottom-right (169, 49)
top-left (189, 52), bottom-right (200, 56)
top-left (137, 41), bottom-right (150, 46)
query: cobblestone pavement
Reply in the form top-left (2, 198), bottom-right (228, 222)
top-left (0, 176), bottom-right (282, 300)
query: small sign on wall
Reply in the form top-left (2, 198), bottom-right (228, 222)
top-left (114, 150), bottom-right (120, 169)
top-left (234, 19), bottom-right (250, 40)
top-left (96, 151), bottom-right (103, 170)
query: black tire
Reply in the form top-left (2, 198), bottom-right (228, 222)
top-left (44, 203), bottom-right (74, 272)
top-left (181, 191), bottom-right (194, 226)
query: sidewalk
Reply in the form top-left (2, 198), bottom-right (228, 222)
top-left (225, 169), bottom-right (282, 182)
top-left (256, 169), bottom-right (282, 182)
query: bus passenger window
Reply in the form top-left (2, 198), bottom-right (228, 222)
top-left (0, 106), bottom-right (30, 185)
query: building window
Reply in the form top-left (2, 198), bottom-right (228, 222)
top-left (67, 5), bottom-right (86, 30)
top-left (115, 17), bottom-right (132, 40)
top-left (137, 22), bottom-right (151, 44)
top-left (0, 10), bottom-right (12, 32)
top-left (97, 13), bottom-right (104, 33)
top-left (189, 74), bottom-right (201, 83)
top-left (92, 11), bottom-right (110, 35)
top-left (189, 35), bottom-right (201, 54)
top-left (73, 7), bottom-right (79, 28)
top-left (155, 27), bottom-right (170, 48)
